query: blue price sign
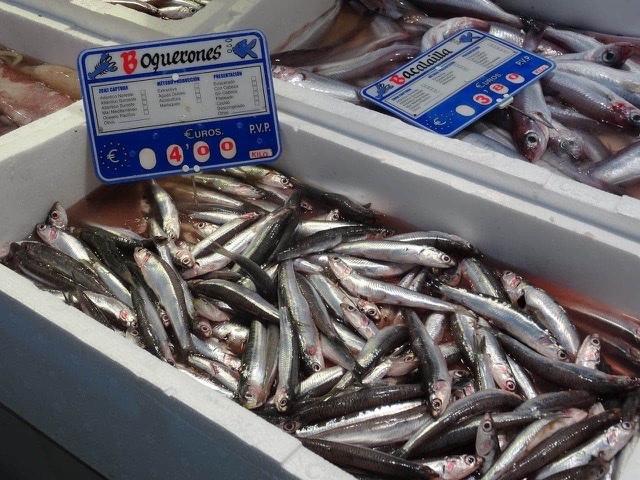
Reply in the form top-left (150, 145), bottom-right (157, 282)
top-left (78, 30), bottom-right (281, 183)
top-left (361, 29), bottom-right (556, 137)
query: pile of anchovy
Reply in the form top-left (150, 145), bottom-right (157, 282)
top-left (4, 165), bottom-right (640, 479)
top-left (273, 0), bottom-right (640, 192)
top-left (104, 0), bottom-right (208, 19)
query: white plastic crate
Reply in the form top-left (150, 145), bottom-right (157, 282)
top-left (1, 1), bottom-right (640, 478)
top-left (6, 0), bottom-right (335, 48)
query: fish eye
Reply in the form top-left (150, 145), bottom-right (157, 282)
top-left (466, 456), bottom-right (476, 465)
top-left (442, 254), bottom-right (451, 263)
top-left (131, 328), bottom-right (139, 336)
top-left (525, 133), bottom-right (539, 146)
top-left (506, 379), bottom-right (516, 391)
top-left (482, 421), bottom-right (492, 431)
top-left (277, 397), bottom-right (288, 409)
top-left (558, 350), bottom-right (567, 360)
top-left (602, 51), bottom-right (616, 62)
top-left (591, 337), bottom-right (600, 345)
top-left (312, 362), bottom-right (322, 372)
top-left (622, 421), bottom-right (633, 429)
top-left (346, 305), bottom-right (355, 311)
top-left (283, 420), bottom-right (296, 432)
top-left (631, 113), bottom-right (640, 124)
top-left (431, 398), bottom-right (442, 410)
top-left (50, 211), bottom-right (59, 219)
top-left (36, 224), bottom-right (46, 231)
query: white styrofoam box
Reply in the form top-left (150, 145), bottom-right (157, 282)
top-left (1, 100), bottom-right (640, 479)
top-left (7, 0), bottom-right (335, 48)
top-left (0, 1), bottom-right (109, 150)
top-left (495, 0), bottom-right (640, 36)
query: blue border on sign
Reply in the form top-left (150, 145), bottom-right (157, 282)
top-left (360, 29), bottom-right (556, 137)
top-left (77, 29), bottom-right (281, 184)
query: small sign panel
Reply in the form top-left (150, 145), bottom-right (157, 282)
top-left (361, 29), bottom-right (556, 137)
top-left (78, 30), bottom-right (280, 183)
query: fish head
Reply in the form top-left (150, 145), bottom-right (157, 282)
top-left (193, 221), bottom-right (216, 237)
top-left (492, 363), bottom-right (517, 392)
top-left (274, 387), bottom-right (292, 413)
top-left (516, 122), bottom-right (548, 162)
top-left (46, 202), bottom-right (68, 229)
top-left (271, 65), bottom-right (305, 82)
top-left (611, 101), bottom-right (640, 129)
top-left (440, 455), bottom-right (482, 480)
top-left (133, 247), bottom-right (153, 267)
top-left (265, 171), bottom-right (293, 190)
top-left (500, 271), bottom-right (525, 303)
top-left (538, 337), bottom-right (569, 362)
top-left (195, 319), bottom-right (212, 338)
top-left (326, 209), bottom-right (340, 221)
top-left (328, 256), bottom-right (353, 279)
top-left (475, 413), bottom-right (496, 456)
top-left (240, 383), bottom-right (265, 410)
top-left (357, 299), bottom-right (381, 321)
top-left (163, 220), bottom-right (180, 240)
top-left (430, 379), bottom-right (451, 417)
top-left (35, 223), bottom-right (58, 244)
top-left (175, 244), bottom-right (196, 269)
top-left (118, 308), bottom-right (136, 328)
top-left (242, 211), bottom-right (261, 220)
top-left (600, 421), bottom-right (635, 461)
top-left (557, 131), bottom-right (585, 160)
top-left (599, 42), bottom-right (634, 68)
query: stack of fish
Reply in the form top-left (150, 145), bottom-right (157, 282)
top-left (4, 165), bottom-right (640, 479)
top-left (103, 0), bottom-right (209, 19)
top-left (0, 48), bottom-right (80, 137)
top-left (273, 0), bottom-right (640, 192)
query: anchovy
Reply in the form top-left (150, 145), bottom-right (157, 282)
top-left (576, 334), bottom-right (601, 369)
top-left (500, 410), bottom-right (621, 480)
top-left (500, 333), bottom-right (640, 393)
top-left (279, 261), bottom-right (324, 372)
top-left (406, 309), bottom-right (451, 416)
top-left (396, 388), bottom-right (522, 458)
top-left (476, 413), bottom-right (499, 474)
top-left (435, 282), bottom-right (566, 360)
top-left (330, 257), bottom-right (456, 312)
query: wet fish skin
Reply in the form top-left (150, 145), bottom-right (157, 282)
top-left (417, 454), bottom-right (482, 480)
top-left (301, 438), bottom-right (433, 479)
top-left (329, 257), bottom-right (456, 312)
top-left (555, 42), bottom-right (635, 68)
top-left (354, 325), bottom-right (409, 379)
top-left (293, 384), bottom-right (425, 426)
top-left (412, 0), bottom-right (522, 27)
top-left (590, 141), bottom-right (640, 186)
top-left (396, 388), bottom-right (522, 459)
top-left (147, 180), bottom-right (180, 239)
top-left (535, 421), bottom-right (635, 479)
top-left (500, 333), bottom-right (640, 393)
top-left (134, 248), bottom-right (192, 353)
top-left (279, 261), bottom-right (324, 372)
top-left (476, 413), bottom-right (498, 474)
top-left (421, 17), bottom-right (491, 51)
top-left (297, 366), bottom-right (344, 400)
top-left (435, 281), bottom-right (567, 361)
top-left (460, 258), bottom-right (509, 302)
top-left (406, 309), bottom-right (451, 416)
top-left (238, 320), bottom-right (268, 409)
top-left (501, 271), bottom-right (580, 360)
top-left (541, 461), bottom-right (610, 480)
top-left (500, 410), bottom-right (621, 480)
top-left (278, 226), bottom-right (389, 261)
top-left (333, 240), bottom-right (455, 268)
top-left (46, 201), bottom-right (68, 229)
top-left (192, 279), bottom-right (279, 323)
top-left (543, 71), bottom-right (640, 130)
top-left (506, 354), bottom-right (538, 399)
top-left (576, 334), bottom-right (601, 369)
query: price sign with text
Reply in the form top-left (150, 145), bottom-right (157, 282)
top-left (78, 30), bottom-right (280, 183)
top-left (361, 29), bottom-right (555, 137)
